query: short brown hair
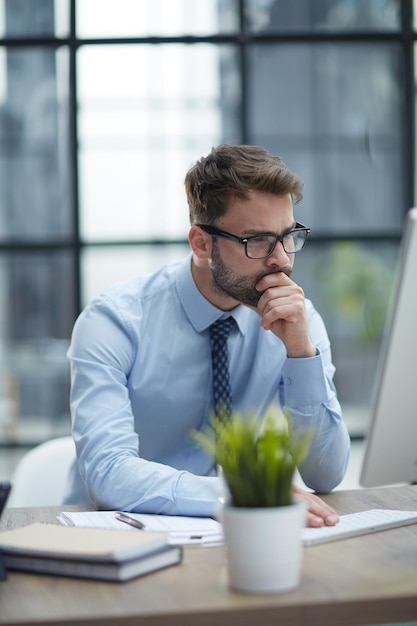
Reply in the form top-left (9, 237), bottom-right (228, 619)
top-left (185, 144), bottom-right (304, 225)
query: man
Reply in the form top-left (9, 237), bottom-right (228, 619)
top-left (64, 144), bottom-right (350, 527)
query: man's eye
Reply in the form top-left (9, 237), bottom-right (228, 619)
top-left (252, 236), bottom-right (272, 244)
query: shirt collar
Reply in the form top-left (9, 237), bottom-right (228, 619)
top-left (175, 254), bottom-right (251, 335)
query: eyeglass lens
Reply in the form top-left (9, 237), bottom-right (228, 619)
top-left (246, 230), bottom-right (307, 258)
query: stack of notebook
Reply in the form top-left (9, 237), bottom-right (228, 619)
top-left (0, 522), bottom-right (182, 582)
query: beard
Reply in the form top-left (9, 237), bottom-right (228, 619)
top-left (209, 239), bottom-right (293, 307)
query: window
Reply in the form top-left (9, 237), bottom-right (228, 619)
top-left (0, 0), bottom-right (411, 444)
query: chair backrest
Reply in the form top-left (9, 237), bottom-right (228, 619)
top-left (7, 436), bottom-right (76, 507)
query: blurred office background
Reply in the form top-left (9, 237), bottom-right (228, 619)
top-left (0, 0), bottom-right (413, 473)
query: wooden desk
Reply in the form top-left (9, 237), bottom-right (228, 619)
top-left (1, 486), bottom-right (417, 626)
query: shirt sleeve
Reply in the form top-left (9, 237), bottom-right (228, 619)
top-left (67, 296), bottom-right (220, 517)
top-left (280, 304), bottom-right (351, 493)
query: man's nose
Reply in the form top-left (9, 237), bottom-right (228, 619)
top-left (265, 240), bottom-right (290, 265)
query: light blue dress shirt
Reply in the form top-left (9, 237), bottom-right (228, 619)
top-left (64, 254), bottom-right (350, 515)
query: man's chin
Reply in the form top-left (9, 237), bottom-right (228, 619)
top-left (239, 292), bottom-right (262, 307)
top-left (210, 282), bottom-right (260, 309)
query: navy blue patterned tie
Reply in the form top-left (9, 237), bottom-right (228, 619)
top-left (209, 317), bottom-right (235, 419)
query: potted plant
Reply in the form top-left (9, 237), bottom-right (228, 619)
top-left (193, 408), bottom-right (312, 593)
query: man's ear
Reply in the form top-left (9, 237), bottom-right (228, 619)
top-left (189, 225), bottom-right (211, 260)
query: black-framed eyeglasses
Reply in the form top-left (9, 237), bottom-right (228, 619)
top-left (197, 223), bottom-right (311, 259)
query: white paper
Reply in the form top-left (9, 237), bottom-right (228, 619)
top-left (57, 511), bottom-right (224, 546)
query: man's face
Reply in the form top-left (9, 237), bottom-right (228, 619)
top-left (207, 191), bottom-right (296, 306)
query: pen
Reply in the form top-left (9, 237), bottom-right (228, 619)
top-left (114, 511), bottom-right (145, 530)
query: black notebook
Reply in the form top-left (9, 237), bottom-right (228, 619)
top-left (0, 522), bottom-right (182, 582)
top-left (0, 481), bottom-right (12, 581)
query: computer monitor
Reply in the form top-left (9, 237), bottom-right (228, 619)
top-left (360, 207), bottom-right (417, 487)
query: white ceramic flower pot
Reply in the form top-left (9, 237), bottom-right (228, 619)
top-left (219, 502), bottom-right (306, 594)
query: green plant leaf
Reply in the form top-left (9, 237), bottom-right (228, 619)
top-left (191, 408), bottom-right (312, 508)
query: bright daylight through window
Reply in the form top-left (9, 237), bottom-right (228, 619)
top-left (0, 0), bottom-right (411, 447)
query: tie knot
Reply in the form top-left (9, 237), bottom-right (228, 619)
top-left (209, 317), bottom-right (235, 344)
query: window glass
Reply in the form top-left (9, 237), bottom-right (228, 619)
top-left (0, 0), bottom-right (69, 38)
top-left (77, 43), bottom-right (241, 242)
top-left (81, 244), bottom-right (189, 306)
top-left (0, 46), bottom-right (72, 240)
top-left (245, 0), bottom-right (400, 33)
top-left (0, 0), bottom-right (412, 448)
top-left (247, 42), bottom-right (405, 235)
top-left (0, 252), bottom-right (75, 443)
top-left (293, 240), bottom-right (397, 428)
top-left (76, 0), bottom-right (239, 38)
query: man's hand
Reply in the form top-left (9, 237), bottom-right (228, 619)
top-left (254, 272), bottom-right (316, 358)
top-left (292, 485), bottom-right (339, 528)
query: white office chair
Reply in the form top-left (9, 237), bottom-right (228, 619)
top-left (7, 436), bottom-right (76, 507)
